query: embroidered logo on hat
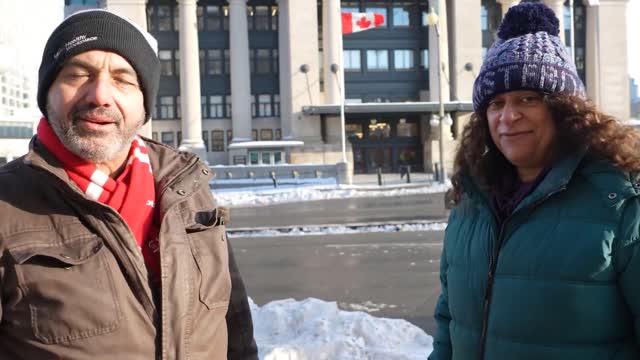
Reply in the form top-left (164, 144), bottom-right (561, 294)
top-left (53, 35), bottom-right (99, 60)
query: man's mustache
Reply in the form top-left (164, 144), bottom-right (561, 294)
top-left (71, 106), bottom-right (123, 124)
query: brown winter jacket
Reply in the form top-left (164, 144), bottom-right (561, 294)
top-left (0, 137), bottom-right (258, 360)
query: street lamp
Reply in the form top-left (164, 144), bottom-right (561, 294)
top-left (425, 6), bottom-right (447, 184)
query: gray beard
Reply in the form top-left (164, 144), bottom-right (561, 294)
top-left (46, 105), bottom-right (144, 163)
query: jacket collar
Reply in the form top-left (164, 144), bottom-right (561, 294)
top-left (460, 147), bottom-right (589, 212)
top-left (513, 146), bottom-right (588, 213)
top-left (24, 136), bottom-right (212, 209)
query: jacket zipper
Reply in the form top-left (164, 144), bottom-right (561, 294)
top-left (477, 186), bottom-right (566, 360)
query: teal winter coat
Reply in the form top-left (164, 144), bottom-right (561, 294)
top-left (429, 150), bottom-right (640, 360)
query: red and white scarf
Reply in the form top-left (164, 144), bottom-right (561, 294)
top-left (37, 118), bottom-right (160, 279)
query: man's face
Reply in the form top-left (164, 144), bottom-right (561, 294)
top-left (46, 50), bottom-right (145, 163)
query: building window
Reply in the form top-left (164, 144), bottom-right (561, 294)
top-left (157, 5), bottom-right (172, 31)
top-left (161, 131), bottom-right (174, 147)
top-left (366, 50), bottom-right (389, 71)
top-left (342, 6), bottom-right (360, 14)
top-left (211, 130), bottom-right (225, 151)
top-left (199, 50), bottom-right (205, 75)
top-left (223, 6), bottom-right (230, 30)
top-left (257, 94), bottom-right (272, 117)
top-left (392, 6), bottom-right (410, 27)
top-left (202, 130), bottom-right (209, 151)
top-left (251, 96), bottom-right (256, 117)
top-left (260, 129), bottom-right (274, 140)
top-left (255, 5), bottom-right (270, 30)
top-left (205, 5), bottom-right (222, 31)
top-left (159, 96), bottom-right (175, 119)
top-left (152, 132), bottom-right (158, 141)
top-left (481, 5), bottom-right (488, 31)
top-left (275, 128), bottom-right (282, 140)
top-left (174, 50), bottom-right (180, 74)
top-left (262, 152), bottom-right (271, 164)
top-left (252, 129), bottom-right (258, 141)
top-left (207, 49), bottom-right (223, 75)
top-left (209, 95), bottom-right (224, 118)
top-left (397, 120), bottom-right (419, 137)
top-left (273, 49), bottom-right (279, 73)
top-left (227, 129), bottom-right (233, 143)
top-left (394, 49), bottom-right (414, 70)
top-left (271, 6), bottom-right (279, 30)
top-left (255, 49), bottom-right (271, 74)
top-left (176, 95), bottom-right (181, 118)
top-left (159, 50), bottom-right (173, 76)
top-left (249, 152), bottom-right (259, 165)
top-left (420, 49), bottom-right (429, 69)
top-left (224, 49), bottom-right (231, 74)
top-left (344, 50), bottom-right (361, 71)
top-left (225, 95), bottom-right (232, 117)
top-left (365, 7), bottom-right (387, 27)
top-left (201, 96), bottom-right (207, 117)
top-left (274, 94), bottom-right (280, 116)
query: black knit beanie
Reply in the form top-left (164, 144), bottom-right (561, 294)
top-left (37, 9), bottom-right (160, 123)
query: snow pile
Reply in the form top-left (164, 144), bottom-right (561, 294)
top-left (250, 297), bottom-right (433, 360)
top-left (228, 221), bottom-right (448, 238)
top-left (215, 183), bottom-right (450, 208)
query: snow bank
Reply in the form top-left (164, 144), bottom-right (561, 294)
top-left (215, 183), bottom-right (450, 208)
top-left (228, 221), bottom-right (448, 238)
top-left (251, 297), bottom-right (433, 360)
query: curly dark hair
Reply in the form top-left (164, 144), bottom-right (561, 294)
top-left (447, 93), bottom-right (640, 206)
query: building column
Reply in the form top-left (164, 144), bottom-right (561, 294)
top-left (585, 0), bottom-right (630, 120)
top-left (496, 0), bottom-right (520, 17)
top-left (544, 0), bottom-right (566, 43)
top-left (177, 0), bottom-right (206, 160)
top-left (322, 0), bottom-right (341, 105)
top-left (228, 0), bottom-right (252, 143)
top-left (102, 0), bottom-right (153, 138)
top-left (585, 3), bottom-right (600, 105)
top-left (427, 0), bottom-right (454, 176)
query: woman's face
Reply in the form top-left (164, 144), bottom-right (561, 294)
top-left (486, 90), bottom-right (557, 182)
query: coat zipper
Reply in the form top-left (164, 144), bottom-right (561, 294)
top-left (477, 186), bottom-right (566, 360)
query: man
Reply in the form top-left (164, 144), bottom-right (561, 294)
top-left (0, 9), bottom-right (257, 359)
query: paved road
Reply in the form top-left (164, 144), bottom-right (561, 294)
top-left (231, 229), bottom-right (445, 335)
top-left (227, 192), bottom-right (448, 229)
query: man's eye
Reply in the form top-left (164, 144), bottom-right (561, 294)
top-left (115, 77), bottom-right (138, 87)
top-left (66, 72), bottom-right (89, 79)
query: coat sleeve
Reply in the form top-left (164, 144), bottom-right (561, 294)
top-left (225, 236), bottom-right (259, 360)
top-left (616, 197), bottom-right (640, 347)
top-left (428, 245), bottom-right (452, 360)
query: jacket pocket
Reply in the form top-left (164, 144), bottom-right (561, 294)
top-left (186, 210), bottom-right (232, 310)
top-left (8, 234), bottom-right (121, 344)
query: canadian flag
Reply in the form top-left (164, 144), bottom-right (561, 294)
top-left (341, 12), bottom-right (385, 34)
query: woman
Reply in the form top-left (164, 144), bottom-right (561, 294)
top-left (430, 2), bottom-right (640, 360)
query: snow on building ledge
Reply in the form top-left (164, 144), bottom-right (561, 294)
top-left (228, 140), bottom-right (305, 150)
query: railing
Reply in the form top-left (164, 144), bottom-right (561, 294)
top-left (209, 164), bottom-right (340, 190)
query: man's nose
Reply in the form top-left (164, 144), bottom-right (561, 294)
top-left (85, 74), bottom-right (114, 107)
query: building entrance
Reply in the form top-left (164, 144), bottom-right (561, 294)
top-left (346, 115), bottom-right (423, 174)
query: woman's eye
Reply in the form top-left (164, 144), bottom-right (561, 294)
top-left (521, 95), bottom-right (540, 104)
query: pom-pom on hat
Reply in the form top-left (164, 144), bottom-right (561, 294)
top-left (472, 1), bottom-right (585, 112)
top-left (37, 9), bottom-right (160, 123)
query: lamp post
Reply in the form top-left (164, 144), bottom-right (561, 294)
top-left (425, 6), bottom-right (447, 184)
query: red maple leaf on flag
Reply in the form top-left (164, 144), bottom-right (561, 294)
top-left (356, 16), bottom-right (372, 29)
